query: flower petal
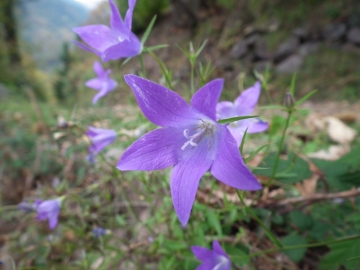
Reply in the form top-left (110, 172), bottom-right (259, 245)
top-left (102, 33), bottom-right (142, 61)
top-left (48, 211), bottom-right (59, 230)
top-left (216, 101), bottom-right (234, 120)
top-left (72, 41), bottom-right (102, 57)
top-left (92, 90), bottom-right (108, 104)
top-left (93, 61), bottom-right (105, 77)
top-left (234, 81), bottom-right (261, 116)
top-left (211, 127), bottom-right (262, 190)
top-left (191, 79), bottom-right (224, 121)
top-left (212, 240), bottom-right (228, 258)
top-left (117, 127), bottom-right (184, 171)
top-left (191, 246), bottom-right (213, 261)
top-left (170, 138), bottom-right (214, 226)
top-left (125, 0), bottom-right (136, 29)
top-left (124, 75), bottom-right (196, 127)
top-left (73, 25), bottom-right (118, 52)
top-left (85, 78), bottom-right (103, 90)
top-left (109, 0), bottom-right (127, 35)
top-left (246, 119), bottom-right (269, 134)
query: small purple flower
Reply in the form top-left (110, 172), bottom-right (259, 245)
top-left (191, 240), bottom-right (231, 270)
top-left (18, 201), bottom-right (35, 212)
top-left (117, 75), bottom-right (261, 226)
top-left (34, 198), bottom-right (63, 230)
top-left (73, 0), bottom-right (141, 62)
top-left (93, 227), bottom-right (107, 238)
top-left (86, 61), bottom-right (118, 104)
top-left (86, 126), bottom-right (117, 157)
top-left (216, 82), bottom-right (268, 147)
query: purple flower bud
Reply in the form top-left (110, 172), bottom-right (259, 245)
top-left (191, 240), bottom-right (231, 270)
top-left (33, 197), bottom-right (63, 230)
top-left (86, 126), bottom-right (117, 159)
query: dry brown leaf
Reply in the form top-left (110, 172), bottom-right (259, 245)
top-left (307, 144), bottom-right (350, 160)
top-left (324, 116), bottom-right (357, 144)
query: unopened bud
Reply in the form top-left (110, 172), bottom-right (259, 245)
top-left (284, 92), bottom-right (296, 109)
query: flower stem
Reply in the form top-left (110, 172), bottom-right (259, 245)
top-left (138, 54), bottom-right (147, 78)
top-left (190, 62), bottom-right (195, 95)
top-left (266, 110), bottom-right (293, 188)
top-left (236, 190), bottom-right (283, 248)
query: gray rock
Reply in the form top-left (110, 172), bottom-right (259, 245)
top-left (244, 34), bottom-right (260, 46)
top-left (274, 37), bottom-right (299, 62)
top-left (230, 40), bottom-right (248, 59)
top-left (299, 42), bottom-right (320, 56)
top-left (292, 27), bottom-right (309, 41)
top-left (347, 27), bottom-right (360, 45)
top-left (254, 61), bottom-right (273, 72)
top-left (276, 55), bottom-right (303, 74)
top-left (323, 23), bottom-right (347, 41)
top-left (254, 39), bottom-right (271, 60)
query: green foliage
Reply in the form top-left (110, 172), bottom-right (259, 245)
top-left (280, 234), bottom-right (307, 263)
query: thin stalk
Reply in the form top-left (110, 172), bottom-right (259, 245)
top-left (190, 62), bottom-right (195, 95)
top-left (266, 110), bottom-right (293, 187)
top-left (138, 54), bottom-right (147, 78)
top-left (236, 190), bottom-right (282, 248)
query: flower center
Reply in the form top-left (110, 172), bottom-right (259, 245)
top-left (181, 120), bottom-right (215, 150)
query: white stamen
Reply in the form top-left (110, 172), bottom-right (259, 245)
top-left (181, 120), bottom-right (216, 150)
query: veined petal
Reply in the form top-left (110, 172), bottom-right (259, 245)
top-left (109, 0), bottom-right (127, 36)
top-left (124, 75), bottom-right (196, 127)
top-left (212, 240), bottom-right (228, 258)
top-left (125, 0), bottom-right (136, 29)
top-left (216, 101), bottom-right (234, 120)
top-left (170, 138), bottom-right (214, 226)
top-left (93, 61), bottom-right (105, 77)
top-left (234, 81), bottom-right (261, 116)
top-left (191, 79), bottom-right (224, 121)
top-left (211, 127), bottom-right (262, 190)
top-left (85, 78), bottom-right (103, 90)
top-left (227, 126), bottom-right (244, 147)
top-left (73, 25), bottom-right (118, 52)
top-left (102, 33), bottom-right (142, 62)
top-left (117, 127), bottom-right (184, 171)
top-left (191, 246), bottom-right (213, 261)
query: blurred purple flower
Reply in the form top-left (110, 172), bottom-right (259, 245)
top-left (17, 201), bottom-right (35, 212)
top-left (191, 240), bottom-right (231, 270)
top-left (86, 127), bottom-right (117, 157)
top-left (117, 75), bottom-right (261, 226)
top-left (73, 0), bottom-right (141, 62)
top-left (216, 82), bottom-right (268, 147)
top-left (85, 61), bottom-right (117, 104)
top-left (93, 227), bottom-right (107, 238)
top-left (34, 197), bottom-right (63, 230)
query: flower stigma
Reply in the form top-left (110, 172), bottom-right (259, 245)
top-left (181, 120), bottom-right (216, 150)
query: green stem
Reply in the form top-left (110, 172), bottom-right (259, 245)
top-left (236, 190), bottom-right (282, 248)
top-left (266, 110), bottom-right (292, 187)
top-left (138, 54), bottom-right (147, 78)
top-left (190, 62), bottom-right (195, 95)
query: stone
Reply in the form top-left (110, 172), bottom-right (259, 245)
top-left (299, 42), bottom-right (320, 56)
top-left (253, 61), bottom-right (272, 72)
top-left (254, 39), bottom-right (271, 61)
top-left (274, 37), bottom-right (299, 63)
top-left (276, 55), bottom-right (303, 74)
top-left (230, 40), bottom-right (248, 59)
top-left (323, 23), bottom-right (347, 41)
top-left (244, 33), bottom-right (260, 47)
top-left (292, 27), bottom-right (309, 41)
top-left (347, 27), bottom-right (360, 45)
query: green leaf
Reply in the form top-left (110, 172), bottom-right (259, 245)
top-left (224, 243), bottom-right (249, 266)
top-left (218, 115), bottom-right (259, 124)
top-left (295, 90), bottom-right (317, 106)
top-left (143, 44), bottom-right (168, 52)
top-left (289, 211), bottom-right (313, 231)
top-left (280, 234), bottom-right (307, 263)
top-left (195, 39), bottom-right (208, 57)
top-left (258, 105), bottom-right (285, 110)
top-left (319, 239), bottom-right (360, 270)
top-left (141, 15), bottom-right (157, 45)
top-left (239, 128), bottom-right (248, 155)
top-left (206, 210), bottom-right (223, 236)
top-left (245, 144), bottom-right (269, 163)
top-left (115, 215), bottom-right (126, 226)
top-left (163, 239), bottom-right (188, 251)
top-left (289, 73), bottom-right (297, 95)
top-left (253, 152), bottom-right (312, 184)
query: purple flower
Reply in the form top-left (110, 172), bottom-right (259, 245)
top-left (86, 126), bottom-right (117, 157)
top-left (117, 75), bottom-right (261, 226)
top-left (216, 82), bottom-right (268, 147)
top-left (93, 227), bottom-right (107, 238)
top-left (73, 0), bottom-right (141, 62)
top-left (34, 198), bottom-right (63, 230)
top-left (18, 201), bottom-right (35, 212)
top-left (191, 240), bottom-right (231, 270)
top-left (85, 61), bottom-right (117, 104)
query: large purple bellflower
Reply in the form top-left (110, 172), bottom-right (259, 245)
top-left (73, 0), bottom-right (141, 62)
top-left (34, 197), bottom-right (63, 230)
top-left (216, 82), bottom-right (268, 147)
top-left (191, 240), bottom-right (231, 270)
top-left (117, 75), bottom-right (262, 226)
top-left (86, 61), bottom-right (117, 104)
top-left (86, 126), bottom-right (117, 159)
